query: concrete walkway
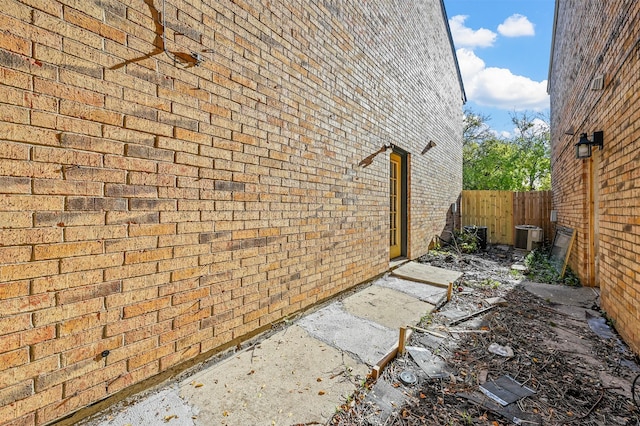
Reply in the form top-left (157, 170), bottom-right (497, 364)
top-left (81, 264), bottom-right (456, 426)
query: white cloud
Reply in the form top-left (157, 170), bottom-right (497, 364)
top-left (497, 14), bottom-right (535, 37)
top-left (449, 15), bottom-right (497, 48)
top-left (456, 48), bottom-right (549, 111)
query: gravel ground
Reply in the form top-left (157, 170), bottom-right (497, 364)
top-left (330, 246), bottom-right (640, 426)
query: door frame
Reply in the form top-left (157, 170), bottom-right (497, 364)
top-left (588, 150), bottom-right (600, 287)
top-left (389, 148), bottom-right (408, 259)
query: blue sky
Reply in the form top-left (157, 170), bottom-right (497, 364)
top-left (443, 0), bottom-right (555, 136)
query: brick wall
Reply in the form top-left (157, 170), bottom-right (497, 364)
top-left (0, 1), bottom-right (464, 424)
top-left (548, 0), bottom-right (640, 353)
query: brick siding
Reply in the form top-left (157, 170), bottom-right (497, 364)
top-left (0, 1), bottom-right (463, 424)
top-left (549, 0), bottom-right (640, 353)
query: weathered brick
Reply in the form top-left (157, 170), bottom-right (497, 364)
top-left (129, 172), bottom-right (176, 186)
top-left (32, 298), bottom-right (103, 327)
top-left (0, 104), bottom-right (29, 125)
top-left (0, 159), bottom-right (60, 179)
top-left (20, 326), bottom-right (56, 346)
top-left (0, 122), bottom-right (59, 146)
top-left (0, 176), bottom-right (31, 194)
top-left (33, 43), bottom-right (101, 79)
top-left (34, 358), bottom-right (99, 391)
top-left (0, 1), bottom-right (467, 423)
top-left (34, 77), bottom-right (104, 106)
top-left (60, 252), bottom-right (123, 273)
top-left (0, 380), bottom-right (33, 408)
top-left (34, 241), bottom-right (103, 260)
top-left (60, 99), bottom-right (123, 126)
top-left (0, 348), bottom-right (29, 372)
top-left (64, 7), bottom-right (126, 43)
top-left (57, 312), bottom-right (106, 338)
top-left (0, 212), bottom-right (32, 228)
top-left (60, 133), bottom-right (124, 155)
top-left (33, 179), bottom-right (103, 196)
top-left (122, 296), bottom-right (171, 319)
top-left (103, 154), bottom-right (157, 173)
top-left (31, 110), bottom-right (103, 136)
top-left (62, 167), bottom-right (126, 183)
top-left (103, 261), bottom-right (157, 281)
top-left (125, 144), bottom-right (174, 162)
top-left (104, 311), bottom-right (157, 337)
top-left (6, 384), bottom-right (60, 420)
top-left (30, 328), bottom-right (102, 361)
top-left (0, 29), bottom-right (31, 56)
top-left (0, 279), bottom-right (29, 299)
top-left (31, 271), bottom-right (102, 297)
top-left (32, 5), bottom-right (91, 41)
top-left (63, 359), bottom-right (125, 395)
top-left (0, 228), bottom-right (61, 246)
top-left (34, 211), bottom-right (104, 227)
top-left (127, 343), bottom-right (173, 370)
top-left (65, 197), bottom-right (126, 211)
top-left (103, 125), bottom-right (156, 146)
top-left (106, 211), bottom-right (159, 225)
top-left (129, 199), bottom-right (176, 211)
top-left (124, 115), bottom-right (172, 136)
top-left (128, 223), bottom-right (176, 237)
top-left (103, 235), bottom-right (157, 253)
top-left (0, 64), bottom-right (32, 90)
top-left (0, 293), bottom-right (55, 315)
top-left (124, 247), bottom-right (173, 265)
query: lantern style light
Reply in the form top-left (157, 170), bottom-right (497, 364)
top-left (575, 131), bottom-right (603, 159)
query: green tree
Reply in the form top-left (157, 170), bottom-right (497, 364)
top-left (510, 111), bottom-right (551, 191)
top-left (462, 108), bottom-right (550, 191)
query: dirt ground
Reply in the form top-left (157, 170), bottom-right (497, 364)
top-left (330, 245), bottom-right (640, 426)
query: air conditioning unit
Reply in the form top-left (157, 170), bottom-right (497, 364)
top-left (514, 225), bottom-right (543, 251)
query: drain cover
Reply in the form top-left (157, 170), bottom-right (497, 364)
top-left (398, 370), bottom-right (417, 385)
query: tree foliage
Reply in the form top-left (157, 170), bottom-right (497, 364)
top-left (462, 108), bottom-right (550, 191)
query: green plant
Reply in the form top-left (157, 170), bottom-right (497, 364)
top-left (420, 312), bottom-right (433, 326)
top-left (603, 311), bottom-right (617, 329)
top-left (453, 229), bottom-right (479, 253)
top-left (524, 248), bottom-right (582, 286)
top-left (480, 278), bottom-right (501, 289)
top-left (460, 410), bottom-right (473, 425)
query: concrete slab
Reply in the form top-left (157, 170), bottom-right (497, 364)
top-left (407, 346), bottom-right (448, 378)
top-left (392, 262), bottom-right (462, 287)
top-left (89, 387), bottom-right (196, 426)
top-left (81, 273), bottom-right (440, 426)
top-left (341, 286), bottom-right (433, 329)
top-left (179, 325), bottom-right (369, 426)
top-left (521, 281), bottom-right (599, 307)
top-left (375, 275), bottom-right (448, 305)
top-left (297, 303), bottom-right (397, 366)
top-left (438, 307), bottom-right (469, 322)
top-left (363, 379), bottom-right (406, 422)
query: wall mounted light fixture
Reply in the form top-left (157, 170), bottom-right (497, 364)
top-left (575, 131), bottom-right (603, 159)
top-left (420, 140), bottom-right (436, 155)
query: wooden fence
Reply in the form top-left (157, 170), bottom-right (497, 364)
top-left (460, 190), bottom-right (553, 246)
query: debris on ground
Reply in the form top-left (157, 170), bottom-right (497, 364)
top-left (331, 246), bottom-right (640, 426)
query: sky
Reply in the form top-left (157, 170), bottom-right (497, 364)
top-left (443, 0), bottom-right (555, 137)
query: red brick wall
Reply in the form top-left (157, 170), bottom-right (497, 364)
top-left (549, 0), bottom-right (640, 353)
top-left (0, 1), bottom-right (463, 423)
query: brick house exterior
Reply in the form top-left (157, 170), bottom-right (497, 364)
top-left (548, 0), bottom-right (640, 353)
top-left (0, 1), bottom-right (464, 423)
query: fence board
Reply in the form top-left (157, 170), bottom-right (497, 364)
top-left (461, 190), bottom-right (552, 246)
top-left (513, 190), bottom-right (553, 244)
top-left (461, 190), bottom-right (514, 245)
